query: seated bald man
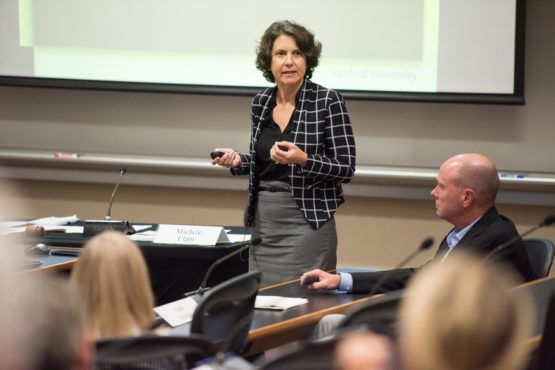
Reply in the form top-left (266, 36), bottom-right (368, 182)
top-left (300, 153), bottom-right (533, 294)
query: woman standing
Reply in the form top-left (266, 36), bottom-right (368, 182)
top-left (213, 20), bottom-right (356, 286)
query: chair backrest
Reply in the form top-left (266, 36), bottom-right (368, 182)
top-left (256, 336), bottom-right (338, 370)
top-left (94, 335), bottom-right (216, 370)
top-left (524, 237), bottom-right (555, 280)
top-left (528, 293), bottom-right (555, 370)
top-left (190, 270), bottom-right (262, 354)
top-left (337, 290), bottom-right (404, 338)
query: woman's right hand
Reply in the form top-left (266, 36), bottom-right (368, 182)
top-left (211, 148), bottom-right (241, 168)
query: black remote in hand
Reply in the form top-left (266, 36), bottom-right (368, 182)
top-left (210, 151), bottom-right (225, 159)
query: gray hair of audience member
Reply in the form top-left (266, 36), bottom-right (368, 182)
top-left (0, 274), bottom-right (87, 370)
top-left (400, 252), bottom-right (532, 370)
top-left (256, 20), bottom-right (322, 83)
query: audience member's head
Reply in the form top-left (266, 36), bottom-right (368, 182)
top-left (431, 153), bottom-right (500, 229)
top-left (400, 252), bottom-right (532, 370)
top-left (0, 274), bottom-right (91, 370)
top-left (70, 230), bottom-right (154, 340)
top-left (334, 330), bottom-right (396, 370)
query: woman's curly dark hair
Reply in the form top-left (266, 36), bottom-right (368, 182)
top-left (256, 20), bottom-right (322, 83)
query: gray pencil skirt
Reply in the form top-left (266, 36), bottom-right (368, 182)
top-left (250, 182), bottom-right (337, 287)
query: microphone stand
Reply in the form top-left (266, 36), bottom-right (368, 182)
top-left (83, 168), bottom-right (135, 237)
top-left (185, 237), bottom-right (262, 297)
top-left (483, 214), bottom-right (555, 264)
top-left (367, 237), bottom-right (434, 296)
top-left (106, 168), bottom-right (126, 221)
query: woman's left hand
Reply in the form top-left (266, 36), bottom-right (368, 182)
top-left (270, 141), bottom-right (308, 167)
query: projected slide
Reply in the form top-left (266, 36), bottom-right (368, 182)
top-left (0, 0), bottom-right (519, 98)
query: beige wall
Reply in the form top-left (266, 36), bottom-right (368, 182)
top-left (0, 1), bottom-right (554, 173)
top-left (4, 179), bottom-right (555, 277)
top-left (1, 0), bottom-right (554, 276)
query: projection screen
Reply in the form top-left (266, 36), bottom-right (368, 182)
top-left (0, 0), bottom-right (525, 104)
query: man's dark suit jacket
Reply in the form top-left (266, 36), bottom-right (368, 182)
top-left (350, 207), bottom-right (533, 294)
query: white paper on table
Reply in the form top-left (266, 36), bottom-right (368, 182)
top-left (127, 225), bottom-right (155, 241)
top-left (226, 233), bottom-right (251, 243)
top-left (0, 221), bottom-right (28, 228)
top-left (0, 225), bottom-right (84, 235)
top-left (255, 295), bottom-right (308, 310)
top-left (132, 225), bottom-right (153, 233)
top-left (59, 226), bottom-right (84, 233)
top-left (30, 215), bottom-right (79, 226)
top-left (128, 230), bottom-right (157, 242)
top-left (153, 297), bottom-right (199, 327)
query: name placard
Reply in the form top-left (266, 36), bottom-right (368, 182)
top-left (154, 224), bottom-right (229, 246)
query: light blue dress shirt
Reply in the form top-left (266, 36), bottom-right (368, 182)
top-left (441, 216), bottom-right (481, 263)
top-left (338, 272), bottom-right (353, 291)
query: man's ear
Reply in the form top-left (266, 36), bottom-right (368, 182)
top-left (461, 188), bottom-right (476, 208)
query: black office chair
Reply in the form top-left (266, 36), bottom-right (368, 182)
top-left (190, 270), bottom-right (262, 354)
top-left (524, 237), bottom-right (555, 280)
top-left (337, 290), bottom-right (404, 338)
top-left (94, 334), bottom-right (216, 370)
top-left (256, 335), bottom-right (338, 370)
top-left (527, 293), bottom-right (555, 370)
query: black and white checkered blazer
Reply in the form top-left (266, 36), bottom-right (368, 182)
top-left (232, 79), bottom-right (356, 229)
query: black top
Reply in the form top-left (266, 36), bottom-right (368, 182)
top-left (256, 105), bottom-right (295, 182)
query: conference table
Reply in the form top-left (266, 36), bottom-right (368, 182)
top-left (168, 275), bottom-right (372, 355)
top-left (260, 276), bottom-right (555, 355)
top-left (27, 240), bottom-right (371, 354)
top-left (22, 223), bottom-right (250, 305)
top-left (245, 279), bottom-right (371, 355)
top-left (26, 231), bottom-right (555, 355)
top-left (170, 274), bottom-right (555, 356)
top-left (28, 249), bottom-right (370, 353)
top-left (21, 252), bottom-right (77, 273)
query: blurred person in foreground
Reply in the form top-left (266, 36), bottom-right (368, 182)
top-left (70, 230), bottom-right (155, 339)
top-left (212, 20), bottom-right (356, 286)
top-left (301, 153), bottom-right (532, 293)
top-left (400, 252), bottom-right (532, 370)
top-left (0, 172), bottom-right (32, 274)
top-left (1, 174), bottom-right (91, 369)
top-left (0, 274), bottom-right (91, 370)
top-left (334, 331), bottom-right (398, 370)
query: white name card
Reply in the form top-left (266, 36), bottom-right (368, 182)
top-left (154, 224), bottom-right (230, 246)
top-left (154, 296), bottom-right (198, 327)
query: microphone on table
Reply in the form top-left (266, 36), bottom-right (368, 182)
top-left (367, 237), bottom-right (434, 296)
top-left (184, 237), bottom-right (262, 297)
top-left (106, 167), bottom-right (127, 221)
top-left (483, 214), bottom-right (555, 264)
top-left (83, 168), bottom-right (135, 237)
